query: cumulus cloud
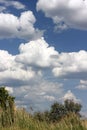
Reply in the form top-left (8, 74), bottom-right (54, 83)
top-left (0, 50), bottom-right (36, 87)
top-left (0, 38), bottom-right (64, 111)
top-left (52, 50), bottom-right (87, 78)
top-left (37, 0), bottom-right (87, 31)
top-left (0, 11), bottom-right (43, 40)
top-left (0, 0), bottom-right (25, 10)
top-left (0, 37), bottom-right (87, 111)
top-left (15, 37), bottom-right (58, 68)
top-left (62, 90), bottom-right (80, 102)
top-left (15, 38), bottom-right (87, 79)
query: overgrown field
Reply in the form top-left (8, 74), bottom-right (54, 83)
top-left (0, 87), bottom-right (86, 130)
top-left (0, 109), bottom-right (87, 130)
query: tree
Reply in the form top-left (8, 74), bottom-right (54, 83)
top-left (0, 87), bottom-right (15, 126)
top-left (49, 100), bottom-right (82, 122)
top-left (64, 99), bottom-right (82, 116)
top-left (49, 102), bottom-right (66, 122)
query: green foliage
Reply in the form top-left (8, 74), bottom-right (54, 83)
top-left (34, 110), bottom-right (50, 122)
top-left (34, 100), bottom-right (82, 123)
top-left (49, 102), bottom-right (66, 122)
top-left (49, 100), bottom-right (82, 122)
top-left (0, 87), bottom-right (15, 126)
top-left (64, 99), bottom-right (82, 115)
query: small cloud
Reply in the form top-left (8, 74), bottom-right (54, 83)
top-left (44, 95), bottom-right (55, 101)
top-left (0, 0), bottom-right (25, 10)
top-left (5, 86), bottom-right (13, 94)
top-left (76, 80), bottom-right (87, 90)
top-left (61, 90), bottom-right (80, 103)
top-left (54, 22), bottom-right (68, 33)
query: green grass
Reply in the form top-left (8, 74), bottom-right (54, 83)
top-left (0, 109), bottom-right (86, 130)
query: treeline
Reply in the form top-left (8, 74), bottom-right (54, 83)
top-left (34, 100), bottom-right (82, 122)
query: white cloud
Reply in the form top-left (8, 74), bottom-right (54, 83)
top-left (0, 11), bottom-right (43, 40)
top-left (52, 50), bottom-right (87, 78)
top-left (0, 50), bottom-right (14, 71)
top-left (0, 0), bottom-right (25, 10)
top-left (0, 38), bottom-right (87, 111)
top-left (0, 50), bottom-right (36, 86)
top-left (37, 0), bottom-right (87, 30)
top-left (16, 37), bottom-right (58, 68)
top-left (76, 80), bottom-right (87, 90)
top-left (44, 95), bottom-right (55, 101)
top-left (0, 38), bottom-right (64, 111)
top-left (62, 90), bottom-right (80, 102)
top-left (5, 87), bottom-right (13, 94)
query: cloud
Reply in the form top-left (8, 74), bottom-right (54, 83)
top-left (0, 38), bottom-right (63, 111)
top-left (0, 6), bottom-right (6, 12)
top-left (15, 37), bottom-right (58, 68)
top-left (0, 11), bottom-right (43, 40)
top-left (0, 37), bottom-right (87, 111)
top-left (0, 0), bottom-right (25, 10)
top-left (14, 80), bottom-right (63, 111)
top-left (52, 50), bottom-right (87, 79)
top-left (62, 90), bottom-right (80, 102)
top-left (43, 95), bottom-right (55, 101)
top-left (5, 86), bottom-right (13, 94)
top-left (0, 50), bottom-right (36, 87)
top-left (76, 80), bottom-right (87, 90)
top-left (37, 0), bottom-right (87, 31)
top-left (15, 38), bottom-right (87, 79)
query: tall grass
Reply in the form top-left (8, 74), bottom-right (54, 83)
top-left (0, 108), bottom-right (86, 130)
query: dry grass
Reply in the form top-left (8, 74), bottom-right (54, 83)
top-left (0, 109), bottom-right (87, 130)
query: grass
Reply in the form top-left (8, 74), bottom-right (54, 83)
top-left (0, 109), bottom-right (87, 130)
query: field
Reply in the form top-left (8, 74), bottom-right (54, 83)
top-left (0, 109), bottom-right (87, 130)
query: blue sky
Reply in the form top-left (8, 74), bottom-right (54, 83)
top-left (0, 0), bottom-right (87, 116)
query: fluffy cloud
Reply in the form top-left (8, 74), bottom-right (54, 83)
top-left (0, 38), bottom-right (63, 111)
top-left (0, 50), bottom-right (14, 71)
top-left (5, 87), bottom-right (13, 94)
top-left (0, 0), bottom-right (25, 10)
top-left (15, 38), bottom-right (87, 79)
top-left (37, 0), bottom-right (87, 30)
top-left (0, 11), bottom-right (43, 39)
top-left (0, 37), bottom-right (87, 111)
top-left (52, 50), bottom-right (87, 78)
top-left (62, 90), bottom-right (80, 102)
top-left (16, 37), bottom-right (58, 68)
top-left (0, 50), bottom-right (36, 87)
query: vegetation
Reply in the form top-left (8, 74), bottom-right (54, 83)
top-left (34, 100), bottom-right (82, 122)
top-left (0, 109), bottom-right (86, 130)
top-left (0, 87), bottom-right (15, 126)
top-left (0, 87), bottom-right (86, 130)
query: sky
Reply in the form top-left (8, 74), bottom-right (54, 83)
top-left (0, 0), bottom-right (87, 116)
